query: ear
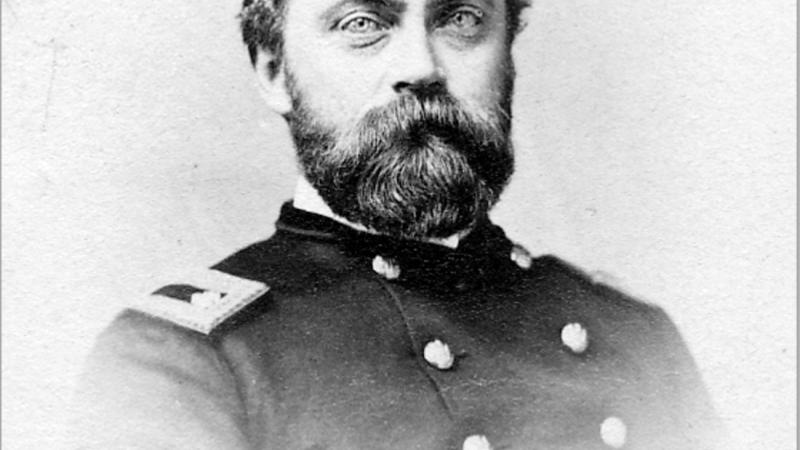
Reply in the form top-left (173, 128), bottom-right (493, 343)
top-left (254, 48), bottom-right (292, 115)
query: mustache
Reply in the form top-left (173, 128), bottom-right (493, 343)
top-left (334, 91), bottom-right (510, 159)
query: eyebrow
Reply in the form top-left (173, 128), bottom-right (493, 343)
top-left (321, 0), bottom-right (408, 20)
top-left (318, 0), bottom-right (498, 29)
top-left (427, 0), bottom-right (497, 15)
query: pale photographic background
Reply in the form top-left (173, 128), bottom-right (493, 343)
top-left (2, 0), bottom-right (796, 448)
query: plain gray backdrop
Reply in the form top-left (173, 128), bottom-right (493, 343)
top-left (3, 0), bottom-right (796, 448)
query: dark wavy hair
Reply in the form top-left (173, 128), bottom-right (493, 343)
top-left (239, 0), bottom-right (531, 69)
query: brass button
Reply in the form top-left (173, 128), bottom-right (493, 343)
top-left (423, 339), bottom-right (454, 370)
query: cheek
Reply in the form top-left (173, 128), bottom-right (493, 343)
top-left (284, 30), bottom-right (385, 126)
top-left (440, 42), bottom-right (510, 106)
top-left (291, 58), bottom-right (386, 129)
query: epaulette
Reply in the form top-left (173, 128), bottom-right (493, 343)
top-left (130, 269), bottom-right (270, 335)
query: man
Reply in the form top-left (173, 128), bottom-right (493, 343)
top-left (73, 0), bottom-right (724, 448)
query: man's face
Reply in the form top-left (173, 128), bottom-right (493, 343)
top-left (278, 0), bottom-right (516, 239)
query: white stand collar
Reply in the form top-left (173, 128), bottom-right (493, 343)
top-left (292, 177), bottom-right (464, 249)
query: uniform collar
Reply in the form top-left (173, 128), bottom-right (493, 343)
top-left (274, 197), bottom-right (516, 292)
top-left (292, 177), bottom-right (465, 249)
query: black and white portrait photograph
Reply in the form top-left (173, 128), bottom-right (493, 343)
top-left (2, 0), bottom-right (795, 449)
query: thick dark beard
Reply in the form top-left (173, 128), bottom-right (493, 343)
top-left (287, 81), bottom-right (514, 240)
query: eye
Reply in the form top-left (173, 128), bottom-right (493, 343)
top-left (443, 8), bottom-right (484, 32)
top-left (339, 14), bottom-right (387, 34)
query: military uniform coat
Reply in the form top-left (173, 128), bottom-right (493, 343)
top-left (73, 203), bottom-right (724, 449)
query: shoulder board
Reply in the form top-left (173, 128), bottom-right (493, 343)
top-left (130, 269), bottom-right (270, 335)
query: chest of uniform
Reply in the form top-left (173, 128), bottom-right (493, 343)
top-left (232, 282), bottom-right (651, 450)
top-left (245, 342), bottom-right (644, 450)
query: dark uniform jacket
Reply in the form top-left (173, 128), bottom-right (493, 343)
top-left (73, 202), bottom-right (724, 449)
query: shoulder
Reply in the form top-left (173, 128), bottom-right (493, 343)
top-left (521, 253), bottom-right (689, 358)
top-left (75, 308), bottom-right (253, 449)
top-left (107, 229), bottom-right (343, 340)
top-left (120, 234), bottom-right (301, 337)
top-left (82, 254), bottom-right (283, 382)
top-left (528, 253), bottom-right (662, 318)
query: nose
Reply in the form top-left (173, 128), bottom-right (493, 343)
top-left (391, 25), bottom-right (444, 94)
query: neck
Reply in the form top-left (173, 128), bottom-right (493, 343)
top-left (292, 177), bottom-right (466, 249)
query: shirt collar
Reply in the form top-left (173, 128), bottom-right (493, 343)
top-left (292, 177), bottom-right (465, 249)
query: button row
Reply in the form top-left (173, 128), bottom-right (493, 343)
top-left (460, 416), bottom-right (627, 450)
top-left (421, 322), bottom-right (588, 375)
top-left (370, 243), bottom-right (535, 283)
top-left (375, 249), bottom-right (613, 448)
